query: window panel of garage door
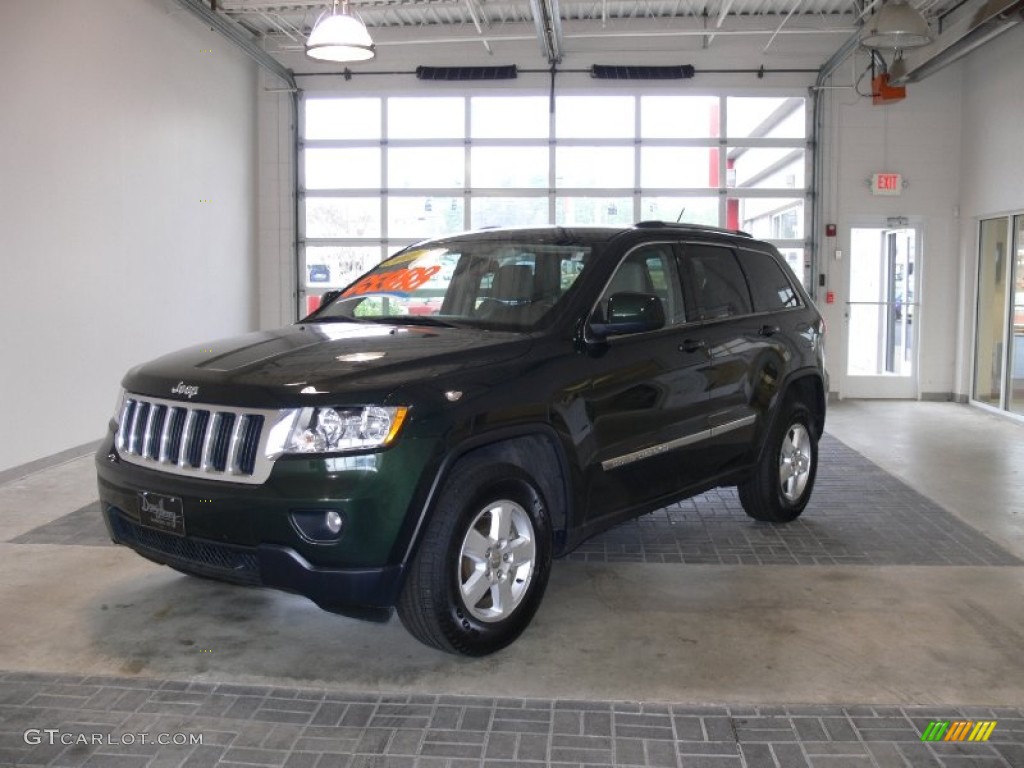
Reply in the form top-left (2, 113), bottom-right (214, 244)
top-left (304, 148), bottom-right (381, 190)
top-left (641, 197), bottom-right (719, 228)
top-left (471, 147), bottom-right (548, 188)
top-left (555, 197), bottom-right (633, 226)
top-left (471, 197), bottom-right (549, 229)
top-left (388, 148), bottom-right (464, 189)
top-left (388, 97), bottom-right (464, 139)
top-left (305, 98), bottom-right (381, 140)
top-left (555, 96), bottom-right (634, 139)
top-left (640, 95), bottom-right (719, 139)
top-left (641, 148), bottom-right (717, 189)
top-left (305, 197), bottom-right (380, 238)
top-left (387, 197), bottom-right (465, 238)
top-left (556, 147), bottom-right (633, 188)
top-left (471, 96), bottom-right (549, 139)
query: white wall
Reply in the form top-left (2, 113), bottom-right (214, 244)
top-left (817, 55), bottom-right (964, 398)
top-left (957, 24), bottom-right (1024, 217)
top-left (0, 0), bottom-right (258, 472)
top-left (257, 75), bottom-right (296, 330)
top-left (954, 24), bottom-right (1024, 399)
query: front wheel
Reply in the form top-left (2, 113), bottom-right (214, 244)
top-left (397, 459), bottom-right (553, 655)
top-left (738, 401), bottom-right (819, 523)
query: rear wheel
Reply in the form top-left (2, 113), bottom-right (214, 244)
top-left (738, 401), bottom-right (818, 523)
top-left (397, 458), bottom-right (553, 655)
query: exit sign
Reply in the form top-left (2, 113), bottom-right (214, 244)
top-left (871, 172), bottom-right (903, 196)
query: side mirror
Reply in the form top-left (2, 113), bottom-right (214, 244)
top-left (319, 289), bottom-right (342, 307)
top-left (590, 292), bottom-right (666, 338)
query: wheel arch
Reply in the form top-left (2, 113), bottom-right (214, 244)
top-left (778, 369), bottom-right (826, 438)
top-left (398, 426), bottom-right (573, 573)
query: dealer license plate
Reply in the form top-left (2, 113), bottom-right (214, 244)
top-left (137, 492), bottom-right (186, 536)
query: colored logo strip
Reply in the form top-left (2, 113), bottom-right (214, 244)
top-left (920, 720), bottom-right (996, 742)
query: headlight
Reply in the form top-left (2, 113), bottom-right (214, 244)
top-left (266, 406), bottom-right (408, 457)
top-left (113, 389), bottom-right (127, 425)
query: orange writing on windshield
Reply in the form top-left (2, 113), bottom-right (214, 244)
top-left (341, 265), bottom-right (441, 298)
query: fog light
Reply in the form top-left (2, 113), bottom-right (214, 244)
top-left (325, 510), bottom-right (343, 534)
top-left (290, 509), bottom-right (345, 543)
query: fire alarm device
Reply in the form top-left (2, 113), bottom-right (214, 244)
top-left (826, 291), bottom-right (835, 304)
top-left (826, 224), bottom-right (837, 238)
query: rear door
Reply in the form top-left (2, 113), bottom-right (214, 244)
top-left (678, 241), bottom-right (796, 475)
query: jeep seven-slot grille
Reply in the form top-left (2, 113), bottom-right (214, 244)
top-left (116, 395), bottom-right (275, 484)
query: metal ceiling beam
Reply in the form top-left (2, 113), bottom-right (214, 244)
top-left (173, 0), bottom-right (297, 90)
top-left (330, 25), bottom-right (856, 48)
top-left (763, 0), bottom-right (806, 51)
top-left (896, 0), bottom-right (1023, 82)
top-left (463, 0), bottom-right (495, 53)
top-left (530, 0), bottom-right (566, 62)
top-left (706, 0), bottom-right (738, 45)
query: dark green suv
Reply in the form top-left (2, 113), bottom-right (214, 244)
top-left (96, 223), bottom-right (826, 655)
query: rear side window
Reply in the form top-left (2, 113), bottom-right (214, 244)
top-left (740, 248), bottom-right (801, 312)
top-left (681, 244), bottom-right (753, 321)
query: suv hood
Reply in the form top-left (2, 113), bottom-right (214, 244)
top-left (123, 322), bottom-right (532, 408)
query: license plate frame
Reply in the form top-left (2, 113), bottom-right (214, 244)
top-left (137, 492), bottom-right (186, 537)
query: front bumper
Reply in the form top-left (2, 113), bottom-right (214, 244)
top-left (95, 429), bottom-right (438, 621)
top-left (102, 504), bottom-right (402, 621)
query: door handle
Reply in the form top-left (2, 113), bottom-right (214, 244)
top-left (759, 324), bottom-right (781, 337)
top-left (680, 339), bottom-right (707, 353)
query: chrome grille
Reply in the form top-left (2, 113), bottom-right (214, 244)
top-left (116, 394), bottom-right (278, 484)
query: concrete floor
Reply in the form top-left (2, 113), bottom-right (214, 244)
top-left (827, 400), bottom-right (1024, 562)
top-left (1, 401), bottom-right (1023, 766)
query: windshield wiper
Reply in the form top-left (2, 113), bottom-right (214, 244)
top-left (367, 316), bottom-right (460, 328)
top-left (306, 315), bottom-right (369, 324)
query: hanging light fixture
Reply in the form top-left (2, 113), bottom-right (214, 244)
top-left (862, 0), bottom-right (933, 49)
top-left (887, 50), bottom-right (909, 79)
top-left (306, 0), bottom-right (376, 62)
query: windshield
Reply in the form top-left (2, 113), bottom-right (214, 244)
top-left (311, 237), bottom-right (594, 331)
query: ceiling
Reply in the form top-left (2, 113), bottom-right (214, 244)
top-left (212, 0), bottom-right (968, 68)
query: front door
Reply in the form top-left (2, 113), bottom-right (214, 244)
top-left (842, 225), bottom-right (920, 398)
top-left (572, 244), bottom-right (716, 521)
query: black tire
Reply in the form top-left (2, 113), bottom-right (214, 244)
top-left (738, 400), bottom-right (818, 523)
top-left (397, 458), bottom-right (553, 656)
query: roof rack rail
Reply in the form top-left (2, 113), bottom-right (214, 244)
top-left (634, 220), bottom-right (753, 238)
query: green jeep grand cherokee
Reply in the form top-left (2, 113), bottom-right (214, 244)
top-left (97, 222), bottom-right (826, 656)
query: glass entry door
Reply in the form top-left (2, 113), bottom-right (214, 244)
top-left (974, 215), bottom-right (1024, 415)
top-left (1010, 215), bottom-right (1024, 415)
top-left (843, 226), bottom-right (919, 398)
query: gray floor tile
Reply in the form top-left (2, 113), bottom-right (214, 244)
top-left (1, 674), bottom-right (1023, 767)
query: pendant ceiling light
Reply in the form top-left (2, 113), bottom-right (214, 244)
top-left (862, 0), bottom-right (933, 49)
top-left (306, 0), bottom-right (376, 62)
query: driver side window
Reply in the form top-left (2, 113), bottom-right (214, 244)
top-left (597, 245), bottom-right (686, 326)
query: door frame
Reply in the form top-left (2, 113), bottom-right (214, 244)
top-left (838, 216), bottom-right (923, 399)
top-left (969, 213), bottom-right (1024, 416)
